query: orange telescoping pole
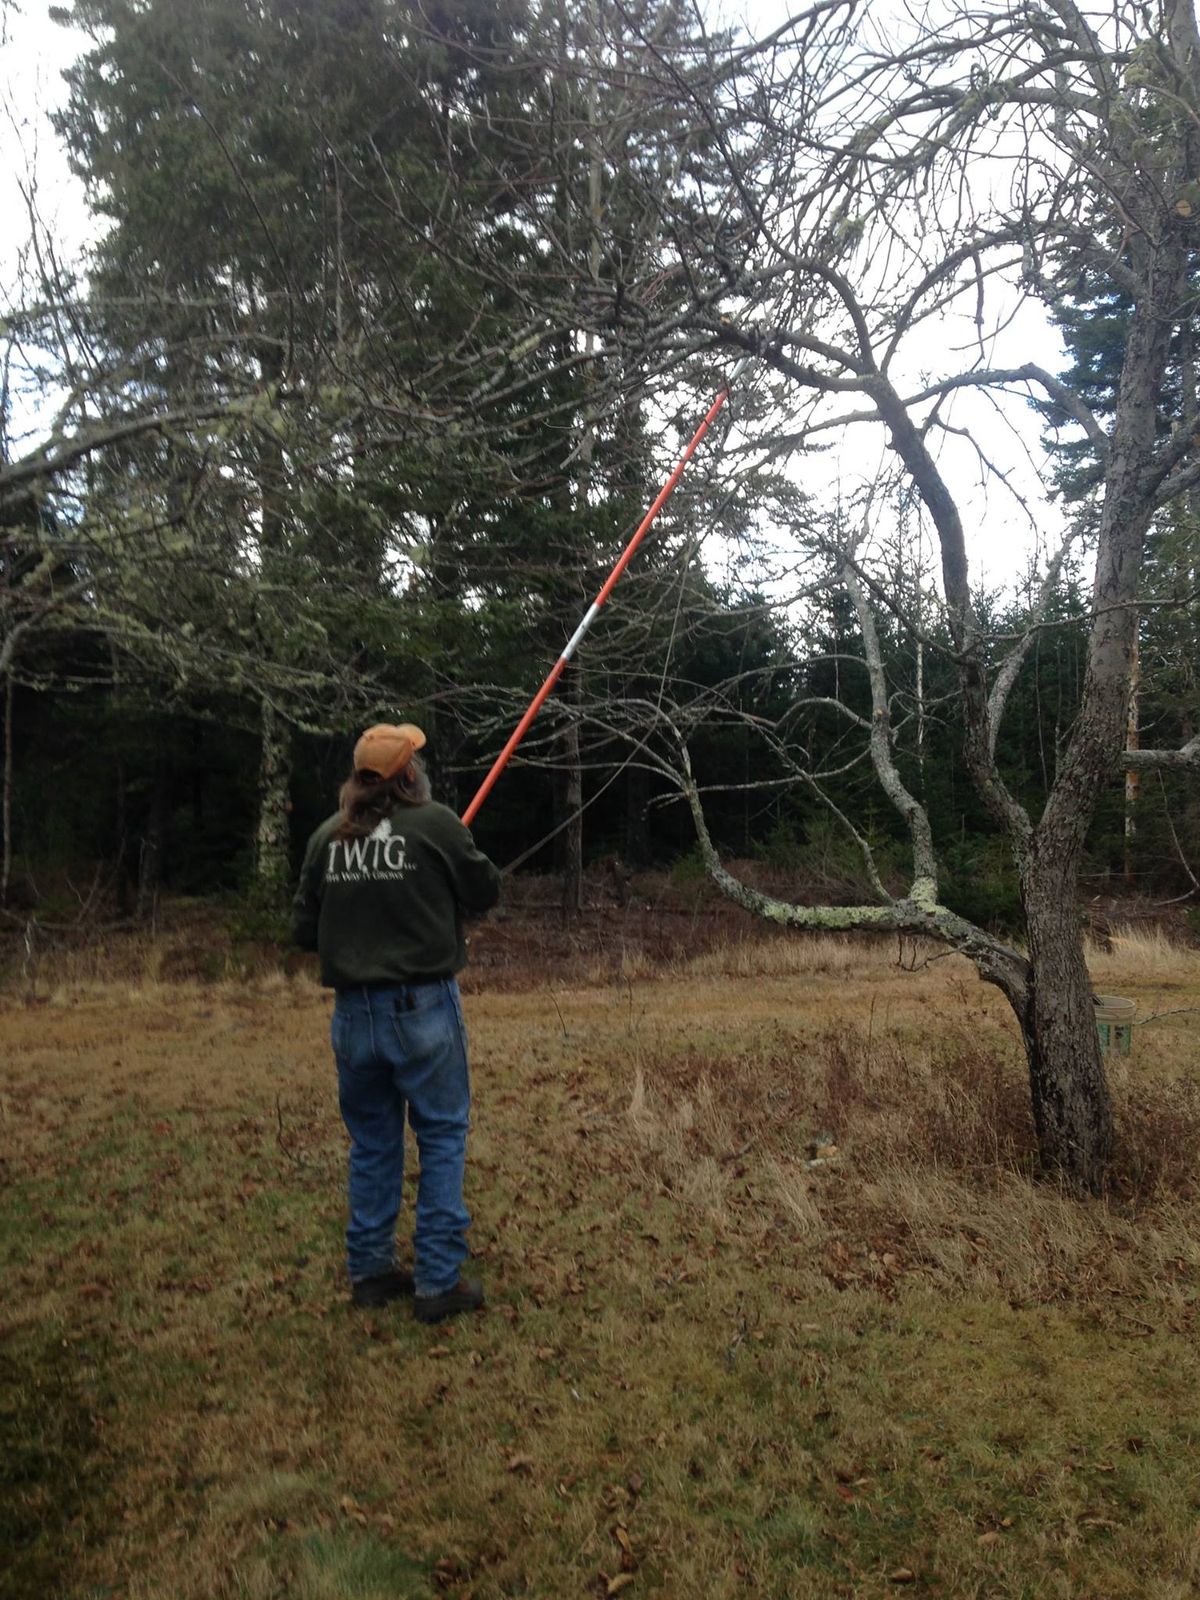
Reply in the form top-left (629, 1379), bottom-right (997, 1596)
top-left (461, 357), bottom-right (751, 828)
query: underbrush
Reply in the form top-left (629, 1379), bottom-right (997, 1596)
top-left (626, 1022), bottom-right (1200, 1316)
top-left (3, 864), bottom-right (1195, 1001)
top-left (3, 877), bottom-right (911, 998)
top-left (1085, 922), bottom-right (1200, 986)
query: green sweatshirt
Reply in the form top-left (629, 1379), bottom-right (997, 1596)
top-left (291, 801), bottom-right (501, 989)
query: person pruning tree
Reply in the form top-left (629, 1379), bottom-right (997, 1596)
top-left (287, 374), bottom-right (742, 1319)
top-left (292, 722), bottom-right (501, 1322)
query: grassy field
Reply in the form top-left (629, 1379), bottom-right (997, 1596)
top-left (3, 924), bottom-right (1200, 1599)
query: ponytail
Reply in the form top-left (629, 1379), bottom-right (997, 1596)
top-left (334, 755), bottom-right (432, 839)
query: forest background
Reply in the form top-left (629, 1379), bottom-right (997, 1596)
top-left (4, 0), bottom-right (1195, 931)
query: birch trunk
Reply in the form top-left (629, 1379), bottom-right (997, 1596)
top-left (1, 670), bottom-right (13, 907)
top-left (254, 698), bottom-right (292, 905)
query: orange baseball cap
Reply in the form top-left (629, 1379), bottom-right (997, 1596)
top-left (353, 722), bottom-right (427, 780)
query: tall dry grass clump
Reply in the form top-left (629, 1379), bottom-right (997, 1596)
top-left (1086, 922), bottom-right (1198, 985)
top-left (681, 932), bottom-right (915, 981)
top-left (624, 1015), bottom-right (1200, 1310)
top-left (626, 1026), bottom-right (1037, 1200)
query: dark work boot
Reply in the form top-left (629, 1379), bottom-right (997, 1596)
top-left (412, 1278), bottom-right (485, 1324)
top-left (351, 1269), bottom-right (415, 1309)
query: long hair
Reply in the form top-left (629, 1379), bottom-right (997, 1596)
top-left (334, 754), bottom-right (432, 840)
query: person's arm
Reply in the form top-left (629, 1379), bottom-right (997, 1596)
top-left (291, 826), bottom-right (328, 950)
top-left (435, 810), bottom-right (502, 914)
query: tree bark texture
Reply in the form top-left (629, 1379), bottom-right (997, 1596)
top-left (624, 760), bottom-right (651, 867)
top-left (254, 698), bottom-right (292, 906)
top-left (1019, 851), bottom-right (1113, 1189)
top-left (1124, 633), bottom-right (1140, 886)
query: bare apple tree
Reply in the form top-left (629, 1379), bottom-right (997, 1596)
top-left (561, 0), bottom-right (1200, 1189)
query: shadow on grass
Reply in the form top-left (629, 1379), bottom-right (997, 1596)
top-left (0, 1330), bottom-right (112, 1600)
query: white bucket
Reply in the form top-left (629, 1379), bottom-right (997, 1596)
top-left (1094, 994), bottom-right (1137, 1058)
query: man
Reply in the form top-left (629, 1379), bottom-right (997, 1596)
top-left (292, 721), bottom-right (501, 1322)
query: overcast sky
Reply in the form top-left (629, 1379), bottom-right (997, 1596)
top-left (1, 1), bottom-right (88, 258)
top-left (1, 0), bottom-right (1067, 595)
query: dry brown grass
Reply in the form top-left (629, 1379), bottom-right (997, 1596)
top-left (3, 924), bottom-right (1200, 1599)
top-left (680, 932), bottom-right (910, 981)
top-left (1086, 922), bottom-right (1200, 986)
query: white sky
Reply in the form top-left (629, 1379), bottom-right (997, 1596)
top-left (718, 0), bottom-right (1070, 599)
top-left (1, 0), bottom-right (90, 455)
top-left (1, 0), bottom-right (1068, 599)
top-left (1, 2), bottom-right (88, 259)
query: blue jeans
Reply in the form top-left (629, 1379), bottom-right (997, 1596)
top-left (332, 979), bottom-right (471, 1296)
